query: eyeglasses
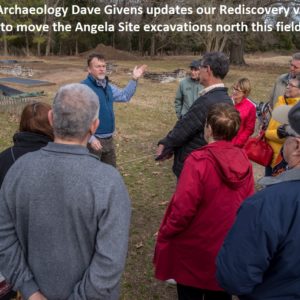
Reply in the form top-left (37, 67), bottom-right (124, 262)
top-left (290, 63), bottom-right (300, 70)
top-left (287, 82), bottom-right (299, 88)
top-left (232, 86), bottom-right (243, 92)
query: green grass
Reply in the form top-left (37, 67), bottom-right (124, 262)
top-left (0, 112), bottom-right (19, 149)
top-left (0, 54), bottom-right (288, 299)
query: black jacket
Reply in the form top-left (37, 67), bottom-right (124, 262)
top-left (159, 87), bottom-right (232, 177)
top-left (0, 132), bottom-right (51, 187)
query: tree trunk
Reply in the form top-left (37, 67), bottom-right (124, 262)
top-left (25, 33), bottom-right (30, 56)
top-left (127, 34), bottom-right (132, 52)
top-left (111, 32), bottom-right (115, 48)
top-left (219, 34), bottom-right (228, 52)
top-left (138, 33), bottom-right (144, 54)
top-left (75, 39), bottom-right (78, 56)
top-left (3, 32), bottom-right (8, 56)
top-left (150, 34), bottom-right (155, 57)
top-left (229, 36), bottom-right (246, 65)
top-left (37, 43), bottom-right (41, 56)
top-left (205, 34), bottom-right (213, 52)
top-left (45, 28), bottom-right (52, 56)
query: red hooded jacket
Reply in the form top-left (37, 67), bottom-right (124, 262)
top-left (153, 140), bottom-right (254, 290)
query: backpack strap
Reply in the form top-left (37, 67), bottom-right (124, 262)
top-left (10, 148), bottom-right (16, 162)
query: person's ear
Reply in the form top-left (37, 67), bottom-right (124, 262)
top-left (295, 138), bottom-right (300, 151)
top-left (206, 124), bottom-right (213, 135)
top-left (206, 65), bottom-right (212, 75)
top-left (90, 118), bottom-right (99, 135)
top-left (204, 123), bottom-right (213, 142)
top-left (48, 110), bottom-right (54, 127)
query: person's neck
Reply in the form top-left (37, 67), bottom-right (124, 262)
top-left (287, 162), bottom-right (300, 170)
top-left (206, 137), bottom-right (217, 144)
top-left (234, 97), bottom-right (244, 104)
top-left (90, 74), bottom-right (106, 81)
top-left (54, 137), bottom-right (88, 146)
top-left (204, 78), bottom-right (223, 88)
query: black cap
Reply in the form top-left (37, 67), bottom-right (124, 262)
top-left (189, 60), bottom-right (201, 69)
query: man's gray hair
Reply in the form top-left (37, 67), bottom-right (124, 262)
top-left (52, 83), bottom-right (99, 139)
top-left (292, 52), bottom-right (300, 61)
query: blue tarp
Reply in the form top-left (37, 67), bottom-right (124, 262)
top-left (0, 84), bottom-right (23, 96)
top-left (0, 77), bottom-right (54, 87)
top-left (0, 60), bottom-right (18, 64)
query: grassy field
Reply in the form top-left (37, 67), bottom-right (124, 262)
top-left (0, 54), bottom-right (288, 299)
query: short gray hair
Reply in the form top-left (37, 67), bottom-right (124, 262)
top-left (52, 83), bottom-right (99, 139)
top-left (292, 52), bottom-right (300, 61)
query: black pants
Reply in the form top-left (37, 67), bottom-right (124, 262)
top-left (0, 290), bottom-right (17, 300)
top-left (177, 284), bottom-right (232, 300)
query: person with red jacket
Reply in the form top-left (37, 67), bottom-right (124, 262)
top-left (153, 103), bottom-right (254, 300)
top-left (231, 78), bottom-right (256, 147)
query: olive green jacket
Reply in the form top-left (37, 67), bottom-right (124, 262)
top-left (174, 77), bottom-right (203, 118)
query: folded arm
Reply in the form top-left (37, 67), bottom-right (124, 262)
top-left (157, 100), bottom-right (206, 159)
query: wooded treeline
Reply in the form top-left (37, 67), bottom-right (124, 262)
top-left (0, 0), bottom-right (300, 64)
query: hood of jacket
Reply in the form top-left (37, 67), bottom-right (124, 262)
top-left (258, 167), bottom-right (300, 187)
top-left (198, 140), bottom-right (253, 189)
top-left (13, 131), bottom-right (52, 147)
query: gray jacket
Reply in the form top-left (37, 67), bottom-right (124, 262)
top-left (0, 143), bottom-right (131, 300)
top-left (174, 77), bottom-right (203, 118)
top-left (269, 73), bottom-right (289, 108)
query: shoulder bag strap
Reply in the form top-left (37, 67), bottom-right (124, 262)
top-left (10, 148), bottom-right (16, 162)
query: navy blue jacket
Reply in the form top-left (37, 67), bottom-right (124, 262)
top-left (159, 87), bottom-right (232, 177)
top-left (81, 75), bottom-right (114, 135)
top-left (217, 168), bottom-right (300, 300)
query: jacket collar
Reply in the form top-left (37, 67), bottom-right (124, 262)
top-left (42, 142), bottom-right (91, 156)
top-left (282, 73), bottom-right (292, 84)
top-left (258, 168), bottom-right (300, 187)
top-left (87, 74), bottom-right (109, 87)
top-left (198, 83), bottom-right (225, 97)
top-left (13, 131), bottom-right (52, 146)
